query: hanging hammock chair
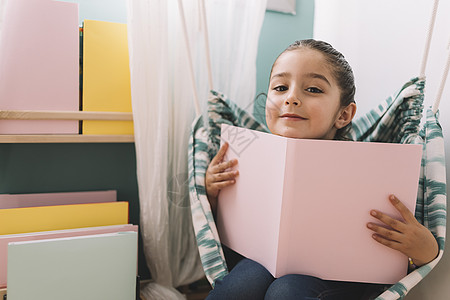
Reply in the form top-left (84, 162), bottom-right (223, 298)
top-left (187, 1), bottom-right (448, 299)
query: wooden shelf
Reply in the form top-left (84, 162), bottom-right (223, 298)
top-left (0, 110), bottom-right (134, 143)
top-left (0, 110), bottom-right (133, 121)
top-left (0, 135), bottom-right (134, 143)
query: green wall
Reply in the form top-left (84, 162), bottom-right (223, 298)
top-left (255, 0), bottom-right (315, 125)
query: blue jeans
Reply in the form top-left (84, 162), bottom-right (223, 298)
top-left (206, 258), bottom-right (388, 300)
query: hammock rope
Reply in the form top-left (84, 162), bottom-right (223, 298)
top-left (200, 0), bottom-right (214, 94)
top-left (420, 0), bottom-right (439, 78)
top-left (177, 0), bottom-right (201, 116)
top-left (432, 38), bottom-right (450, 114)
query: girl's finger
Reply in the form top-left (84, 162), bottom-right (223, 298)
top-left (371, 233), bottom-right (403, 252)
top-left (370, 210), bottom-right (407, 233)
top-left (367, 222), bottom-right (403, 243)
top-left (213, 170), bottom-right (239, 182)
top-left (388, 195), bottom-right (417, 224)
top-left (213, 180), bottom-right (236, 190)
top-left (210, 143), bottom-right (229, 165)
top-left (213, 159), bottom-right (238, 173)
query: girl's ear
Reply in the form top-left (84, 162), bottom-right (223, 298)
top-left (335, 103), bottom-right (357, 129)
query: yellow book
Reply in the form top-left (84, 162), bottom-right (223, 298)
top-left (82, 20), bottom-right (133, 135)
top-left (0, 202), bottom-right (129, 235)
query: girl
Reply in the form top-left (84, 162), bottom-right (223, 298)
top-left (204, 40), bottom-right (438, 300)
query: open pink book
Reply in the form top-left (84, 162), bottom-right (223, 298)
top-left (217, 124), bottom-right (422, 284)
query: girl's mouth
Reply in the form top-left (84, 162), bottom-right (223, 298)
top-left (280, 113), bottom-right (306, 120)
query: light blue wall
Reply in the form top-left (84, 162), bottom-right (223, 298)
top-left (254, 0), bottom-right (315, 125)
top-left (60, 0), bottom-right (127, 24)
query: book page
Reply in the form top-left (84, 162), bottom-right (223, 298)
top-left (217, 124), bottom-right (287, 274)
top-left (277, 139), bottom-right (421, 283)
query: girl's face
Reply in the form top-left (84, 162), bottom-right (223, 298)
top-left (265, 48), bottom-right (348, 140)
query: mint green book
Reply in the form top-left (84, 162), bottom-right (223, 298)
top-left (7, 231), bottom-right (137, 300)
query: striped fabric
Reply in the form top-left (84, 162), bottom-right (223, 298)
top-left (188, 79), bottom-right (446, 299)
top-left (188, 91), bottom-right (268, 286)
top-left (352, 78), bottom-right (446, 300)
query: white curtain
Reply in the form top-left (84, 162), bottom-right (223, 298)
top-left (127, 0), bottom-right (267, 299)
top-left (314, 1), bottom-right (450, 299)
top-left (203, 0), bottom-right (267, 111)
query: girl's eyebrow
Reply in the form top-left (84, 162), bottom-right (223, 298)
top-left (304, 72), bottom-right (331, 86)
top-left (270, 72), bottom-right (290, 80)
top-left (270, 72), bottom-right (331, 87)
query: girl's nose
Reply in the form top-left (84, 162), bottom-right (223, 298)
top-left (284, 95), bottom-right (300, 106)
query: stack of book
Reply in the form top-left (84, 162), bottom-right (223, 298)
top-left (0, 190), bottom-right (138, 300)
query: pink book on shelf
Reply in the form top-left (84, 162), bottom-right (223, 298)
top-left (0, 224), bottom-right (138, 288)
top-left (217, 124), bottom-right (422, 284)
top-left (0, 190), bottom-right (117, 209)
top-left (0, 0), bottom-right (79, 134)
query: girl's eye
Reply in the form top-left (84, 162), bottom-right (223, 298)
top-left (305, 87), bottom-right (323, 93)
top-left (274, 85), bottom-right (288, 92)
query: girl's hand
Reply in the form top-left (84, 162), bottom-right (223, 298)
top-left (205, 142), bottom-right (239, 214)
top-left (367, 195), bottom-right (439, 267)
